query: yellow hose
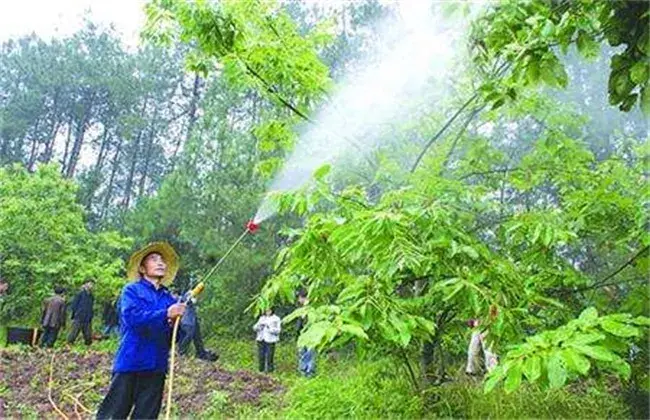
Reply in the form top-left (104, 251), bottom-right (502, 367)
top-left (165, 282), bottom-right (204, 420)
top-left (48, 353), bottom-right (69, 420)
top-left (165, 317), bottom-right (181, 420)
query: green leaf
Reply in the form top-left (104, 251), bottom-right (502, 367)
top-left (339, 324), bottom-right (369, 340)
top-left (543, 226), bottom-right (553, 247)
top-left (525, 60), bottom-right (540, 84)
top-left (547, 352), bottom-right (567, 388)
top-left (298, 321), bottom-right (330, 348)
top-left (491, 98), bottom-right (506, 110)
top-left (571, 345), bottom-right (616, 362)
top-left (460, 245), bottom-right (479, 260)
top-left (483, 365), bottom-right (506, 394)
top-left (522, 355), bottom-right (542, 382)
top-left (600, 319), bottom-right (639, 338)
top-left (630, 61), bottom-right (649, 85)
top-left (632, 316), bottom-right (650, 327)
top-left (504, 362), bottom-right (523, 394)
top-left (576, 31), bottom-right (600, 60)
top-left (532, 224), bottom-right (542, 244)
top-left (541, 20), bottom-right (556, 38)
top-left (579, 307), bottom-right (598, 322)
top-left (609, 358), bottom-right (631, 380)
top-left (571, 333), bottom-right (605, 346)
top-left (313, 164), bottom-right (331, 181)
top-left (561, 348), bottom-right (591, 375)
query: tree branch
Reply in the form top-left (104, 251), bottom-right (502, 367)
top-left (551, 246), bottom-right (650, 294)
top-left (410, 93), bottom-right (479, 173)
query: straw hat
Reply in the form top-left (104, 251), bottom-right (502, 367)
top-left (126, 241), bottom-right (179, 284)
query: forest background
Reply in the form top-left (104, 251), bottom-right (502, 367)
top-left (0, 0), bottom-right (648, 418)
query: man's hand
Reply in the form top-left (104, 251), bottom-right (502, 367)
top-left (167, 303), bottom-right (187, 319)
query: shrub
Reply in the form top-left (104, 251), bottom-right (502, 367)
top-left (427, 376), bottom-right (629, 419)
top-left (283, 358), bottom-right (423, 419)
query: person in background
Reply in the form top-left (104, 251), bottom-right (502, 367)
top-left (40, 286), bottom-right (67, 348)
top-left (253, 306), bottom-right (281, 373)
top-left (465, 319), bottom-right (498, 376)
top-left (296, 291), bottom-right (316, 377)
top-left (178, 290), bottom-right (218, 361)
top-left (96, 242), bottom-right (186, 419)
top-left (102, 293), bottom-right (120, 338)
top-left (67, 280), bottom-right (95, 345)
top-left (0, 278), bottom-right (8, 347)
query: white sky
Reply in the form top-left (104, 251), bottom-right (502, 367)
top-left (0, 0), bottom-right (428, 47)
top-left (0, 0), bottom-right (147, 46)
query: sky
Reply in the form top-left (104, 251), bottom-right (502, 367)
top-left (0, 0), bottom-right (427, 47)
top-left (0, 0), bottom-right (147, 46)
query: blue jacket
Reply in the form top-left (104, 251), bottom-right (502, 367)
top-left (113, 279), bottom-right (177, 373)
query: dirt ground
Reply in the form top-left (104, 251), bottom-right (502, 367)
top-left (0, 346), bottom-right (284, 417)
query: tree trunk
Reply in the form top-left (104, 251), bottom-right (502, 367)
top-left (121, 129), bottom-right (143, 210)
top-left (42, 89), bottom-right (62, 164)
top-left (100, 138), bottom-right (123, 222)
top-left (138, 105), bottom-right (160, 199)
top-left (171, 73), bottom-right (202, 168)
top-left (60, 118), bottom-right (74, 175)
top-left (26, 118), bottom-right (42, 172)
top-left (43, 119), bottom-right (62, 164)
top-left (81, 127), bottom-right (112, 213)
top-left (122, 98), bottom-right (150, 208)
top-left (421, 308), bottom-right (454, 385)
top-left (95, 126), bottom-right (111, 174)
top-left (65, 99), bottom-right (94, 178)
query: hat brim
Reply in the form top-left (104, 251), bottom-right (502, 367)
top-left (126, 242), bottom-right (179, 284)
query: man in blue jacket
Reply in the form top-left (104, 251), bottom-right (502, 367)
top-left (96, 242), bottom-right (186, 419)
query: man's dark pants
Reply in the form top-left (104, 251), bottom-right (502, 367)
top-left (179, 320), bottom-right (207, 357)
top-left (257, 341), bottom-right (275, 372)
top-left (40, 326), bottom-right (60, 348)
top-left (96, 372), bottom-right (166, 419)
top-left (67, 320), bottom-right (92, 345)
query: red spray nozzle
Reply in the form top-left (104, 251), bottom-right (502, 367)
top-left (246, 220), bottom-right (260, 233)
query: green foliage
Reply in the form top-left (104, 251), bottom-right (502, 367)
top-left (144, 0), bottom-right (333, 164)
top-left (0, 23), bottom-right (193, 226)
top-left (0, 4), bottom-right (647, 417)
top-left (256, 90), bottom-right (647, 390)
top-left (431, 377), bottom-right (629, 419)
top-left (471, 0), bottom-right (649, 113)
top-left (485, 308), bottom-right (649, 393)
top-left (283, 359), bottom-right (424, 419)
top-left (0, 164), bottom-right (131, 322)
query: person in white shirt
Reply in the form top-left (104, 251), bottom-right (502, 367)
top-left (465, 319), bottom-right (498, 375)
top-left (253, 307), bottom-right (282, 373)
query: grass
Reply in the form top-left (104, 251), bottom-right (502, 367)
top-left (0, 337), bottom-right (639, 419)
top-left (207, 340), bottom-right (634, 419)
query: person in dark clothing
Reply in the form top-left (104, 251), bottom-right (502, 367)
top-left (67, 280), bottom-right (94, 345)
top-left (102, 295), bottom-right (119, 338)
top-left (96, 242), bottom-right (186, 420)
top-left (40, 286), bottom-right (66, 348)
top-left (178, 292), bottom-right (218, 361)
top-left (0, 278), bottom-right (7, 348)
top-left (296, 291), bottom-right (316, 377)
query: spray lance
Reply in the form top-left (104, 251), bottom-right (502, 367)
top-left (185, 219), bottom-right (260, 299)
top-left (165, 218), bottom-right (261, 420)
